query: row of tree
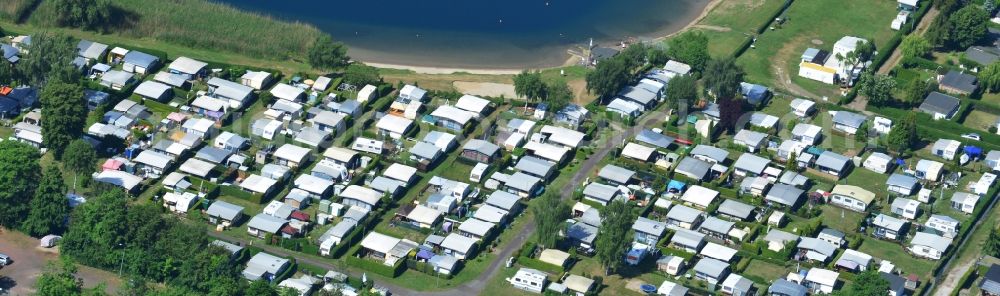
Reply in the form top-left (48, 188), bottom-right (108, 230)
top-left (512, 70), bottom-right (574, 111)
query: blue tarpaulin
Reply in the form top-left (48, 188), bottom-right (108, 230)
top-left (667, 180), bottom-right (686, 193)
top-left (965, 146), bottom-right (982, 157)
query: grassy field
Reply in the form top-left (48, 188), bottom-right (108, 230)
top-left (964, 109), bottom-right (999, 132)
top-left (23, 0), bottom-right (323, 61)
top-left (858, 238), bottom-right (937, 279)
top-left (736, 0), bottom-right (898, 96)
top-left (679, 0), bottom-right (788, 58)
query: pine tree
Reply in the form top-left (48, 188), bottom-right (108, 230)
top-left (21, 165), bottom-right (71, 236)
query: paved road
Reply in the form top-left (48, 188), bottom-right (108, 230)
top-left (210, 107), bottom-right (669, 296)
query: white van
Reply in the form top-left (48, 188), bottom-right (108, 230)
top-left (0, 253), bottom-right (11, 265)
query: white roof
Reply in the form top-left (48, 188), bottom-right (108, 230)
top-left (191, 95), bottom-right (227, 112)
top-left (700, 242), bottom-right (738, 262)
top-left (134, 150), bottom-right (172, 169)
top-left (441, 233), bottom-right (477, 253)
top-left (455, 95), bottom-right (490, 113)
top-left (523, 141), bottom-right (569, 163)
top-left (898, 0), bottom-right (918, 6)
top-left (274, 144), bottom-right (311, 163)
top-left (270, 83), bottom-right (304, 101)
top-left (431, 105), bottom-right (474, 125)
top-left (313, 76), bottom-right (332, 91)
top-left (240, 174), bottom-right (278, 194)
top-left (133, 81), bottom-right (172, 99)
top-left (681, 185), bottom-right (719, 208)
top-left (458, 218), bottom-right (495, 237)
top-left (361, 232), bottom-right (401, 254)
top-left (294, 174), bottom-right (334, 195)
top-left (376, 115), bottom-right (413, 135)
top-left (540, 125), bottom-right (585, 148)
top-left (805, 268), bottom-right (840, 286)
top-left (407, 205), bottom-right (442, 225)
top-left (664, 60), bottom-right (692, 75)
top-left (622, 142), bottom-right (657, 160)
top-left (183, 117), bottom-right (215, 133)
top-left (180, 158), bottom-right (215, 177)
top-left (383, 163), bottom-right (417, 184)
top-left (163, 192), bottom-right (198, 212)
top-left (340, 185), bottom-right (382, 206)
top-left (323, 146), bottom-right (358, 163)
top-left (95, 170), bottom-right (143, 191)
top-left (168, 57), bottom-right (207, 75)
top-left (910, 231), bottom-right (952, 252)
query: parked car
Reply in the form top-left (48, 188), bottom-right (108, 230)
top-left (961, 133), bottom-right (981, 141)
top-left (0, 253), bottom-right (11, 265)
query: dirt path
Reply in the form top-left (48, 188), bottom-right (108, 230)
top-left (772, 38), bottom-right (822, 99)
top-left (0, 230), bottom-right (121, 295)
top-left (934, 259), bottom-right (976, 296)
top-left (693, 24), bottom-right (731, 32)
top-left (878, 7), bottom-right (940, 75)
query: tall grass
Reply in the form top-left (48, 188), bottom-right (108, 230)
top-left (0, 0), bottom-right (39, 23)
top-left (28, 0), bottom-right (323, 60)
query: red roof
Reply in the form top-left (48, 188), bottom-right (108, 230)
top-left (289, 211), bottom-right (311, 222)
top-left (280, 225), bottom-right (297, 235)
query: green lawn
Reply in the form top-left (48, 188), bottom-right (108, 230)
top-left (964, 109), bottom-right (999, 133)
top-left (694, 0), bottom-right (788, 58)
top-left (842, 165), bottom-right (890, 203)
top-left (858, 238), bottom-right (937, 280)
top-left (736, 0), bottom-right (898, 94)
top-left (743, 259), bottom-right (794, 283)
top-left (819, 205), bottom-right (865, 235)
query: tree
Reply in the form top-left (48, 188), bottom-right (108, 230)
top-left (835, 40), bottom-right (875, 77)
top-left (0, 59), bottom-right (15, 85)
top-left (532, 193), bottom-right (570, 249)
top-left (886, 113), bottom-right (918, 153)
top-left (667, 31), bottom-right (710, 71)
top-left (35, 258), bottom-right (84, 296)
top-left (63, 139), bottom-right (98, 185)
top-left (17, 32), bottom-right (80, 87)
top-left (900, 35), bottom-right (932, 60)
top-left (513, 70), bottom-right (546, 102)
top-left (343, 63), bottom-right (381, 87)
top-left (21, 166), bottom-right (71, 236)
top-left (245, 280), bottom-right (279, 296)
top-left (832, 270), bottom-right (890, 296)
top-left (857, 71), bottom-right (896, 107)
top-left (903, 79), bottom-right (935, 106)
top-left (786, 152), bottom-right (798, 170)
top-left (617, 43), bottom-right (649, 71)
top-left (854, 121), bottom-right (870, 143)
top-left (60, 189), bottom-right (129, 268)
top-left (925, 14), bottom-right (954, 47)
top-left (716, 97), bottom-right (745, 134)
top-left (586, 58), bottom-right (630, 102)
top-left (949, 6), bottom-right (989, 49)
top-left (308, 36), bottom-right (349, 70)
top-left (985, 226), bottom-right (1000, 257)
top-left (703, 57), bottom-right (745, 100)
top-left (0, 141), bottom-right (41, 228)
top-left (647, 47), bottom-right (670, 66)
top-left (545, 80), bottom-right (573, 112)
top-left (49, 0), bottom-right (114, 31)
top-left (664, 75), bottom-right (697, 108)
top-left (594, 200), bottom-right (636, 275)
top-left (41, 81), bottom-right (88, 158)
top-left (980, 62), bottom-right (1000, 93)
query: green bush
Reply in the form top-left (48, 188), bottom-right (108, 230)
top-left (345, 247), bottom-right (406, 278)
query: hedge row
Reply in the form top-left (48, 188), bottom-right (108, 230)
top-left (345, 247), bottom-right (407, 278)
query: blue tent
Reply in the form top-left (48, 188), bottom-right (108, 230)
top-left (667, 180), bottom-right (686, 193)
top-left (964, 146), bottom-right (982, 157)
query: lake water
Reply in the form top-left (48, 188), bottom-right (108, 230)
top-left (215, 0), bottom-right (709, 69)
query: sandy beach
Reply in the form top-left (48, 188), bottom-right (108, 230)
top-left (359, 0), bottom-right (721, 75)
